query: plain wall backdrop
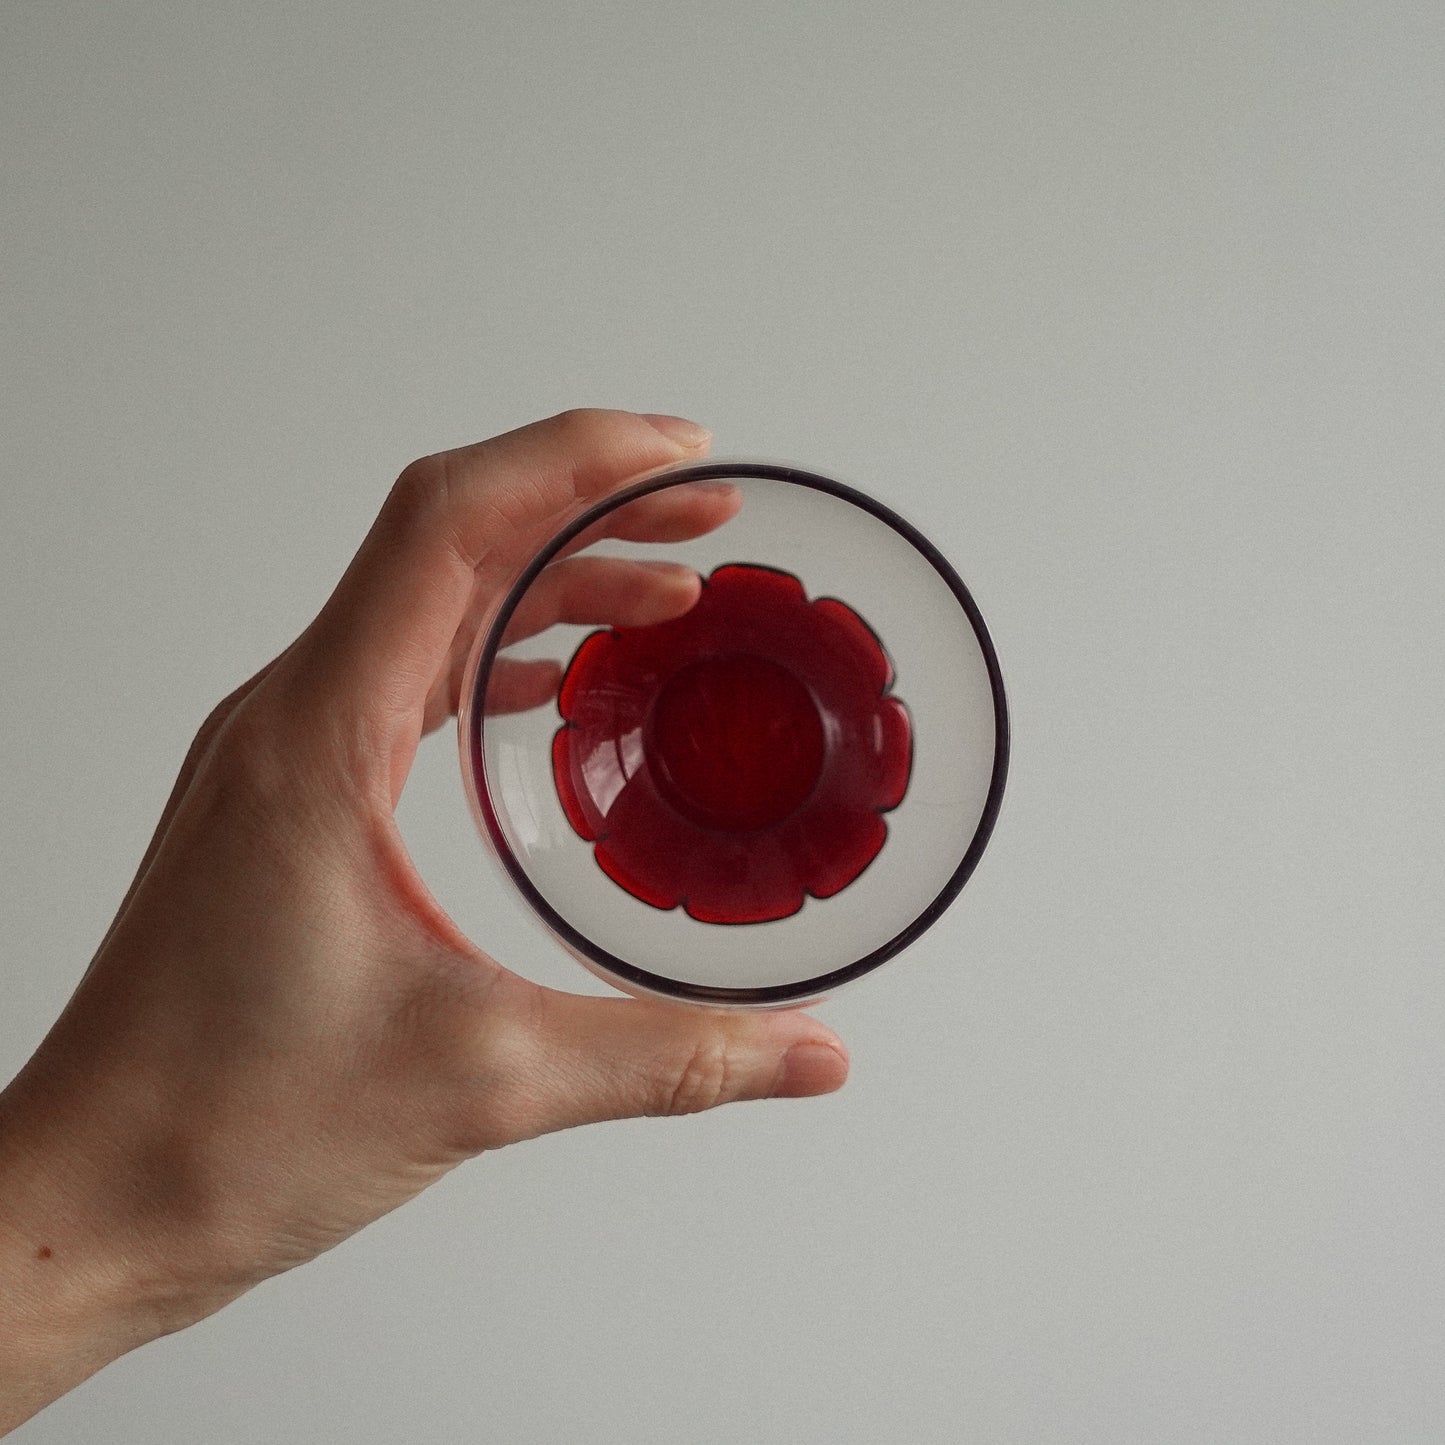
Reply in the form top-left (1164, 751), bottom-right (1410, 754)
top-left (3, 2), bottom-right (1443, 1441)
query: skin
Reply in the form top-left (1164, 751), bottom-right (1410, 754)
top-left (0, 410), bottom-right (849, 1435)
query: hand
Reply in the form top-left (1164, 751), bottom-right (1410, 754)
top-left (0, 409), bottom-right (849, 1433)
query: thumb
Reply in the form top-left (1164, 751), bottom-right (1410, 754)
top-left (492, 985), bottom-right (849, 1140)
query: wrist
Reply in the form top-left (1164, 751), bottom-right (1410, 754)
top-left (0, 1052), bottom-right (239, 1433)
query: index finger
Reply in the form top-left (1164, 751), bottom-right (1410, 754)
top-left (285, 410), bottom-right (711, 784)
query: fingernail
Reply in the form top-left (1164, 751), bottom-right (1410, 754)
top-left (643, 413), bottom-right (712, 448)
top-left (771, 1042), bottom-right (849, 1099)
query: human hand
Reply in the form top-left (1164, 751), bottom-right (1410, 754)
top-left (0, 409), bottom-right (849, 1432)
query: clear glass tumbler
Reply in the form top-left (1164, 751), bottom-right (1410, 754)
top-left (459, 459), bottom-right (1008, 1007)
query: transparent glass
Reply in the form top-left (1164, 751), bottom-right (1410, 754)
top-left (458, 460), bottom-right (1008, 1008)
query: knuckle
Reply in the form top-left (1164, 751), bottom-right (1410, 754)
top-left (186, 699), bottom-right (234, 772)
top-left (658, 1036), bottom-right (734, 1117)
top-left (548, 406), bottom-right (616, 441)
top-left (189, 665), bottom-right (271, 761)
top-left (436, 973), bottom-right (550, 1152)
top-left (546, 408), bottom-right (646, 468)
top-left (387, 454), bottom-right (448, 526)
top-left (194, 699), bottom-right (294, 818)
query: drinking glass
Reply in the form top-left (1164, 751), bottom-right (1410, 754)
top-left (459, 460), bottom-right (1008, 1007)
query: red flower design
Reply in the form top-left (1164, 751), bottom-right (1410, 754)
top-left (551, 563), bottom-right (912, 924)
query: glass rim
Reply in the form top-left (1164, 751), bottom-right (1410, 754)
top-left (459, 459), bottom-right (1011, 1007)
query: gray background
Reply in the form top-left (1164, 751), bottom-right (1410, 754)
top-left (3, 2), bottom-right (1442, 1441)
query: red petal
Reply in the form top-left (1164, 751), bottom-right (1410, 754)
top-left (681, 829), bottom-right (809, 924)
top-left (810, 596), bottom-right (893, 695)
top-left (591, 776), bottom-right (698, 911)
top-left (710, 562), bottom-right (805, 606)
top-left (797, 806), bottom-right (888, 899)
top-left (550, 727), bottom-right (600, 841)
top-left (558, 630), bottom-right (617, 723)
top-left (871, 698), bottom-right (913, 811)
top-left (595, 840), bottom-right (678, 911)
